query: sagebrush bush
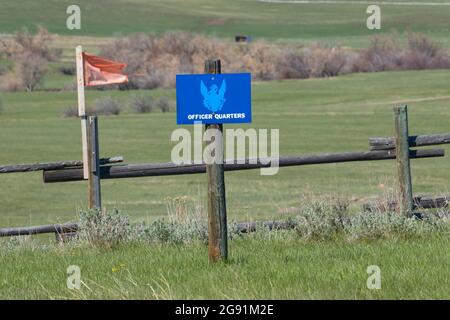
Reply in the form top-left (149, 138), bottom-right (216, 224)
top-left (293, 195), bottom-right (449, 241)
top-left (77, 208), bottom-right (131, 248)
top-left (130, 94), bottom-right (154, 113)
top-left (92, 97), bottom-right (122, 115)
top-left (59, 65), bottom-right (76, 75)
top-left (156, 97), bottom-right (171, 112)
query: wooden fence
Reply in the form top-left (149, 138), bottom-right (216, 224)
top-left (0, 103), bottom-right (449, 250)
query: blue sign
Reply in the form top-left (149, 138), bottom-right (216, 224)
top-left (176, 73), bottom-right (252, 125)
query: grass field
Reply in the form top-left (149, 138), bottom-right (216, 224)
top-left (0, 233), bottom-right (448, 299)
top-left (1, 0), bottom-right (449, 301)
top-left (2, 0), bottom-right (450, 48)
top-left (1, 70), bottom-right (450, 227)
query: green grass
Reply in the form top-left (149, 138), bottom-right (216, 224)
top-left (0, 233), bottom-right (448, 299)
top-left (2, 0), bottom-right (450, 48)
top-left (1, 70), bottom-right (450, 226)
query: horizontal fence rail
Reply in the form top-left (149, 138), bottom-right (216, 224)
top-left (363, 195), bottom-right (450, 212)
top-left (369, 133), bottom-right (450, 151)
top-left (0, 223), bottom-right (78, 237)
top-left (0, 156), bottom-right (123, 174)
top-left (43, 149), bottom-right (445, 183)
top-left (0, 220), bottom-right (294, 238)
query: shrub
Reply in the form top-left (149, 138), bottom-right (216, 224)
top-left (156, 97), bottom-right (171, 112)
top-left (59, 65), bottom-right (76, 75)
top-left (275, 49), bottom-right (310, 79)
top-left (353, 34), bottom-right (401, 72)
top-left (62, 106), bottom-right (78, 118)
top-left (130, 94), bottom-right (154, 113)
top-left (15, 52), bottom-right (48, 91)
top-left (310, 45), bottom-right (349, 77)
top-left (401, 33), bottom-right (450, 70)
top-left (61, 82), bottom-right (77, 91)
top-left (354, 33), bottom-right (450, 73)
top-left (0, 64), bottom-right (8, 76)
top-left (1, 73), bottom-right (23, 92)
top-left (0, 27), bottom-right (60, 92)
top-left (77, 208), bottom-right (131, 248)
top-left (293, 194), bottom-right (449, 241)
top-left (92, 97), bottom-right (122, 115)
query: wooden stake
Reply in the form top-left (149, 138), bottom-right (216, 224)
top-left (204, 59), bottom-right (228, 262)
top-left (88, 116), bottom-right (102, 209)
top-left (394, 105), bottom-right (414, 217)
top-left (75, 45), bottom-right (89, 180)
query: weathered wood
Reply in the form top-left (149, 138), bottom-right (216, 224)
top-left (363, 196), bottom-right (450, 212)
top-left (0, 223), bottom-right (78, 237)
top-left (369, 133), bottom-right (450, 151)
top-left (0, 157), bottom-right (123, 174)
top-left (204, 59), bottom-right (228, 262)
top-left (43, 149), bottom-right (444, 183)
top-left (88, 116), bottom-right (101, 209)
top-left (76, 45), bottom-right (89, 179)
top-left (232, 220), bottom-right (296, 233)
top-left (394, 106), bottom-right (414, 217)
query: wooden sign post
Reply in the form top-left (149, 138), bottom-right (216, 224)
top-left (204, 59), bottom-right (228, 262)
top-left (88, 116), bottom-right (102, 209)
top-left (394, 105), bottom-right (414, 217)
top-left (76, 45), bottom-right (101, 210)
top-left (75, 45), bottom-right (90, 181)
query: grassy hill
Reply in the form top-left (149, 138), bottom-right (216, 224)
top-left (2, 0), bottom-right (450, 48)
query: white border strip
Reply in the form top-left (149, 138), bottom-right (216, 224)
top-left (258, 0), bottom-right (450, 6)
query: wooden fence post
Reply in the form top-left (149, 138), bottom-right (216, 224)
top-left (204, 59), bottom-right (228, 262)
top-left (394, 105), bottom-right (414, 217)
top-left (88, 116), bottom-right (102, 210)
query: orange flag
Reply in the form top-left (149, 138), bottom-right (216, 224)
top-left (83, 52), bottom-right (128, 86)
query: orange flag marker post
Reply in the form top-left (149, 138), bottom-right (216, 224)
top-left (75, 45), bottom-right (128, 192)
